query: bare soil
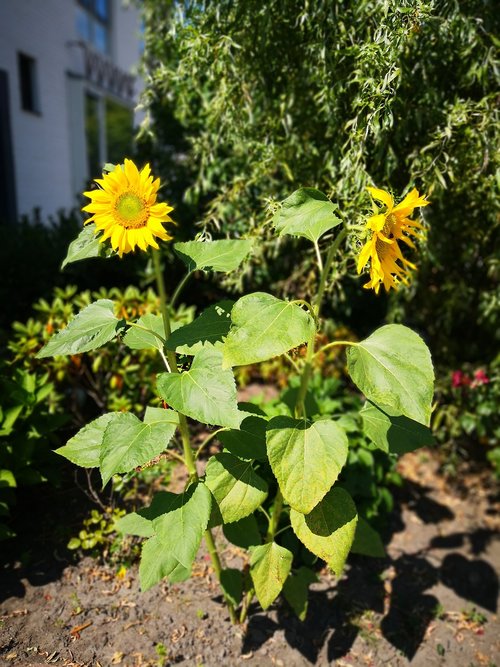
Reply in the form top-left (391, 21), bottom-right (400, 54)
top-left (1, 450), bottom-right (499, 667)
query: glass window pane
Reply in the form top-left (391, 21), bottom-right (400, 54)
top-left (95, 0), bottom-right (109, 22)
top-left (76, 7), bottom-right (91, 41)
top-left (93, 21), bottom-right (109, 54)
top-left (105, 98), bottom-right (133, 165)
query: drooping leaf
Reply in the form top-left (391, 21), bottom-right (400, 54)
top-left (351, 517), bottom-right (385, 557)
top-left (346, 324), bottom-right (434, 424)
top-left (152, 483), bottom-right (212, 569)
top-left (219, 415), bottom-right (268, 461)
top-left (122, 314), bottom-right (166, 351)
top-left (250, 542), bottom-right (293, 610)
top-left (166, 301), bottom-right (234, 355)
top-left (222, 293), bottom-right (315, 368)
top-left (273, 188), bottom-right (341, 243)
top-left (99, 411), bottom-right (177, 486)
top-left (174, 239), bottom-right (253, 272)
top-left (290, 486), bottom-right (358, 576)
top-left (220, 568), bottom-right (244, 607)
top-left (266, 417), bottom-right (348, 513)
top-left (205, 453), bottom-right (268, 523)
top-left (139, 536), bottom-right (191, 591)
top-left (360, 401), bottom-right (435, 454)
top-left (61, 224), bottom-right (111, 269)
top-left (56, 412), bottom-right (121, 468)
top-left (222, 514), bottom-right (262, 548)
top-left (37, 300), bottom-right (123, 358)
top-left (157, 346), bottom-right (241, 427)
top-left (282, 567), bottom-right (318, 621)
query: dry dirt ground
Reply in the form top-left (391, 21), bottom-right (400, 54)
top-left (1, 450), bottom-right (499, 667)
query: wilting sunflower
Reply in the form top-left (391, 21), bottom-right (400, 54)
top-left (357, 186), bottom-right (429, 294)
top-left (82, 159), bottom-right (174, 256)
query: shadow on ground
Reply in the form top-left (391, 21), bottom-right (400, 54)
top-left (242, 478), bottom-right (499, 663)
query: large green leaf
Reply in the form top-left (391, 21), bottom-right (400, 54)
top-left (115, 489), bottom-right (182, 538)
top-left (166, 301), bottom-right (233, 355)
top-left (360, 401), bottom-right (435, 454)
top-left (152, 483), bottom-right (212, 569)
top-left (219, 415), bottom-right (268, 461)
top-left (250, 542), bottom-right (293, 610)
top-left (282, 567), bottom-right (318, 621)
top-left (290, 486), bottom-right (358, 576)
top-left (174, 239), bottom-right (253, 272)
top-left (61, 224), bottom-right (111, 269)
top-left (273, 188), bottom-right (341, 243)
top-left (56, 412), bottom-right (121, 468)
top-left (205, 453), bottom-right (268, 523)
top-left (222, 292), bottom-right (315, 368)
top-left (157, 346), bottom-right (241, 427)
top-left (99, 411), bottom-right (177, 486)
top-left (266, 417), bottom-right (348, 514)
top-left (346, 324), bottom-right (434, 425)
top-left (351, 517), bottom-right (385, 558)
top-left (222, 514), bottom-right (261, 548)
top-left (139, 536), bottom-right (191, 591)
top-left (37, 300), bottom-right (123, 358)
top-left (122, 314), bottom-right (166, 351)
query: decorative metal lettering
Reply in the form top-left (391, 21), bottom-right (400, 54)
top-left (82, 44), bottom-right (135, 101)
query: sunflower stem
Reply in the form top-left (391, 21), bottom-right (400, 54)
top-left (152, 248), bottom-right (238, 624)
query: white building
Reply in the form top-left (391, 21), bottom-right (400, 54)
top-left (0, 0), bottom-right (143, 221)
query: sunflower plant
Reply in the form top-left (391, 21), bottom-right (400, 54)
top-left (39, 161), bottom-right (434, 624)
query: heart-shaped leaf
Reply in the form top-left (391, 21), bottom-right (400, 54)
top-left (174, 239), bottom-right (253, 272)
top-left (290, 486), bottom-right (358, 575)
top-left (222, 292), bottom-right (315, 368)
top-left (250, 542), bottom-right (293, 610)
top-left (266, 417), bottom-right (348, 513)
top-left (347, 324), bottom-right (434, 424)
top-left (157, 346), bottom-right (241, 427)
top-left (273, 188), bottom-right (341, 243)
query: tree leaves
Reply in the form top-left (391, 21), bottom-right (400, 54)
top-left (250, 542), bottom-right (293, 610)
top-left (174, 239), bottom-right (253, 272)
top-left (37, 300), bottom-right (123, 358)
top-left (157, 346), bottom-right (241, 427)
top-left (219, 415), bottom-right (268, 461)
top-left (99, 410), bottom-right (177, 486)
top-left (166, 301), bottom-right (233, 355)
top-left (266, 417), bottom-right (348, 513)
top-left (290, 486), bottom-right (358, 575)
top-left (205, 453), bottom-right (268, 523)
top-left (222, 293), bottom-right (315, 367)
top-left (273, 188), bottom-right (341, 243)
top-left (346, 324), bottom-right (434, 425)
top-left (360, 401), bottom-right (435, 454)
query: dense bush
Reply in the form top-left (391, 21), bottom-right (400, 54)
top-left (140, 0), bottom-right (499, 365)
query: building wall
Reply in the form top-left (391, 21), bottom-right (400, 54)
top-left (0, 0), bottom-right (142, 221)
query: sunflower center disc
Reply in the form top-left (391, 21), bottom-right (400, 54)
top-left (115, 193), bottom-right (147, 228)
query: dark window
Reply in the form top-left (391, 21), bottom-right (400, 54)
top-left (105, 98), bottom-right (133, 165)
top-left (85, 93), bottom-right (101, 177)
top-left (18, 53), bottom-right (40, 113)
top-left (76, 0), bottom-right (110, 54)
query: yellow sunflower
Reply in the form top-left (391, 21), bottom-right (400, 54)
top-left (82, 159), bottom-right (174, 256)
top-left (357, 186), bottom-right (429, 294)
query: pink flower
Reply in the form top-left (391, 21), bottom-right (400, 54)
top-left (451, 370), bottom-right (471, 388)
top-left (472, 368), bottom-right (489, 386)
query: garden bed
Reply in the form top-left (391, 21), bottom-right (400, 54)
top-left (1, 450), bottom-right (498, 667)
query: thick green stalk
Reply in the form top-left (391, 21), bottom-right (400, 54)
top-left (266, 488), bottom-right (284, 542)
top-left (294, 227), bottom-right (347, 418)
top-left (152, 249), bottom-right (237, 623)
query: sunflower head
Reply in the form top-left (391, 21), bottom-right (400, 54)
top-left (82, 159), bottom-right (174, 256)
top-left (357, 186), bottom-right (429, 294)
